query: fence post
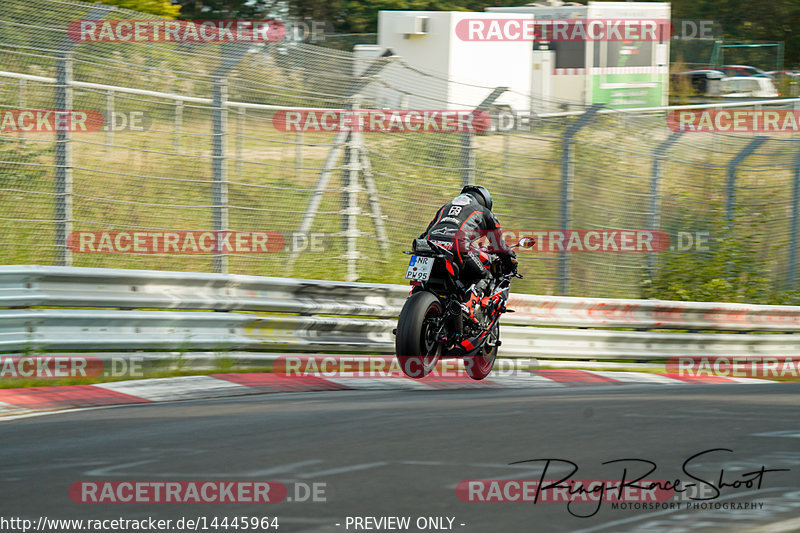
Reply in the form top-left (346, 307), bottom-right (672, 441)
top-left (211, 78), bottom-right (228, 274)
top-left (788, 149), bottom-right (800, 290)
top-left (296, 130), bottom-right (303, 181)
top-left (18, 79), bottom-right (26, 146)
top-left (460, 131), bottom-right (474, 187)
top-left (52, 4), bottom-right (112, 266)
top-left (105, 89), bottom-right (114, 154)
top-left (236, 106), bottom-right (244, 179)
top-left (55, 53), bottom-right (73, 266)
top-left (461, 86), bottom-right (507, 186)
top-left (647, 131), bottom-right (683, 277)
top-left (726, 136), bottom-right (768, 229)
top-left (209, 42), bottom-right (250, 274)
top-left (559, 104), bottom-right (603, 296)
top-left (503, 129), bottom-right (510, 179)
top-left (173, 100), bottom-right (182, 153)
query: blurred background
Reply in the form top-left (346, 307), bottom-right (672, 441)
top-left (2, 0), bottom-right (800, 304)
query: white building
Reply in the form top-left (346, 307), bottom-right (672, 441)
top-left (355, 1), bottom-right (670, 112)
top-left (356, 11), bottom-right (534, 112)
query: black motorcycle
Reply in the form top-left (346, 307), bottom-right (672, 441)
top-left (394, 236), bottom-right (532, 380)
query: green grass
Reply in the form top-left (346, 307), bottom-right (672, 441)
top-left (3, 105), bottom-right (800, 300)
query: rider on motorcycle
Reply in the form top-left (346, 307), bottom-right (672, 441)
top-left (417, 185), bottom-right (518, 302)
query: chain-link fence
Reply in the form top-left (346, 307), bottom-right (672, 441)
top-left (2, 0), bottom-right (800, 302)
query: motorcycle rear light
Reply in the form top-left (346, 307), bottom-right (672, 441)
top-left (410, 281), bottom-right (421, 286)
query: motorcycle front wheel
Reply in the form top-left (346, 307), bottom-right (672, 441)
top-left (395, 291), bottom-right (443, 378)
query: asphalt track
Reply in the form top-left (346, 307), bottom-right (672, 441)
top-left (1, 383), bottom-right (799, 533)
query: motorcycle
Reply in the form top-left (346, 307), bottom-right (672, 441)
top-left (394, 236), bottom-right (533, 380)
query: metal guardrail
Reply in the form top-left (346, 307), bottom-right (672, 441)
top-left (1, 265), bottom-right (406, 316)
top-left (2, 266), bottom-right (799, 360)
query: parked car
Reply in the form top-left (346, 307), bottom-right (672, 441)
top-left (766, 70), bottom-right (800, 97)
top-left (672, 69), bottom-right (725, 96)
top-left (766, 70), bottom-right (800, 79)
top-left (701, 65), bottom-right (771, 78)
top-left (719, 76), bottom-right (779, 98)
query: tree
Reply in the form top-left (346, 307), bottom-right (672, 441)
top-left (161, 0), bottom-right (800, 67)
top-left (669, 0), bottom-right (800, 69)
top-left (78, 0), bottom-right (181, 18)
top-left (288, 0), bottom-right (523, 33)
top-left (175, 0), bottom-right (282, 20)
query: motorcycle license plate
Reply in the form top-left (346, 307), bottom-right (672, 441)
top-left (405, 256), bottom-right (434, 281)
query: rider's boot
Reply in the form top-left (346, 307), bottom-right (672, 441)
top-left (462, 278), bottom-right (492, 325)
top-left (473, 278), bottom-right (490, 298)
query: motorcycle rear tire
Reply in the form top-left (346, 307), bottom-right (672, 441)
top-left (395, 291), bottom-right (443, 379)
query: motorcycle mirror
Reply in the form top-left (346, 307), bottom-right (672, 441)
top-left (518, 237), bottom-right (536, 248)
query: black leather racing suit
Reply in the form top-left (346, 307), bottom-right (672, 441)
top-left (417, 193), bottom-right (516, 291)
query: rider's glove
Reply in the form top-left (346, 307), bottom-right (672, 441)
top-left (502, 252), bottom-right (518, 274)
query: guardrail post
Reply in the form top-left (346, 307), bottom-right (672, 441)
top-left (212, 77), bottom-right (228, 273)
top-left (55, 53), bottom-right (73, 267)
top-left (726, 136), bottom-right (768, 230)
top-left (461, 87), bottom-right (507, 186)
top-left (559, 104), bottom-right (603, 295)
top-left (647, 131), bottom-right (683, 277)
top-left (788, 149), bottom-right (800, 290)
